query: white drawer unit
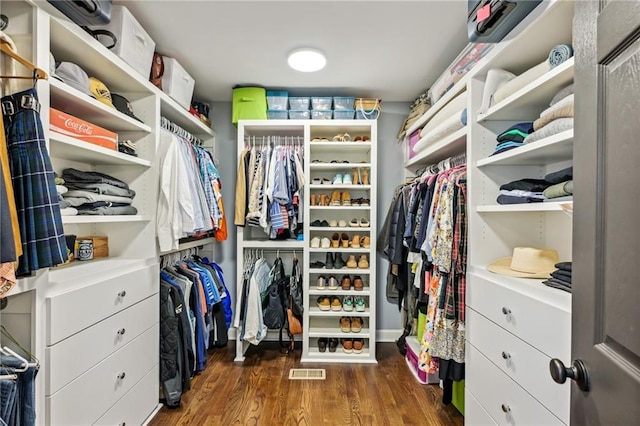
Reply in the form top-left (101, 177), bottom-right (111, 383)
top-left (466, 271), bottom-right (570, 358)
top-left (465, 389), bottom-right (498, 426)
top-left (46, 324), bottom-right (158, 426)
top-left (466, 343), bottom-right (564, 426)
top-left (93, 364), bottom-right (159, 426)
top-left (46, 264), bottom-right (158, 345)
top-left (45, 294), bottom-right (158, 396)
top-left (466, 308), bottom-right (570, 423)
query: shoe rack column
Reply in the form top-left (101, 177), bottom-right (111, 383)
top-left (302, 120), bottom-right (377, 363)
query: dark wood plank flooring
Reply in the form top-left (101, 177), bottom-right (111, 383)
top-left (149, 342), bottom-right (464, 425)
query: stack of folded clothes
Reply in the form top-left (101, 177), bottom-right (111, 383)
top-left (524, 83), bottom-right (574, 144)
top-left (118, 139), bottom-right (138, 157)
top-left (55, 174), bottom-right (77, 216)
top-left (543, 262), bottom-right (572, 293)
top-left (60, 168), bottom-right (137, 215)
top-left (491, 122), bottom-right (534, 155)
top-left (397, 91), bottom-right (431, 140)
top-left (498, 166), bottom-right (573, 204)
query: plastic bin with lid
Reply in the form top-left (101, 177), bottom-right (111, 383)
top-left (288, 97), bottom-right (310, 110)
top-left (289, 110), bottom-right (310, 120)
top-left (333, 97), bottom-right (355, 110)
top-left (266, 91), bottom-right (288, 110)
top-left (267, 110), bottom-right (288, 120)
top-left (333, 110), bottom-right (355, 120)
top-left (311, 110), bottom-right (332, 120)
top-left (311, 97), bottom-right (332, 110)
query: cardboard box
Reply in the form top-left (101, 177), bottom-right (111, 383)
top-left (50, 108), bottom-right (118, 150)
top-left (77, 236), bottom-right (109, 258)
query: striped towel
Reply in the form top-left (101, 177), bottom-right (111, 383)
top-left (548, 44), bottom-right (574, 68)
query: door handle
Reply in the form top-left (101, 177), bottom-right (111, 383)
top-left (549, 358), bottom-right (590, 392)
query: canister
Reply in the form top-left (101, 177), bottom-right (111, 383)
top-left (77, 239), bottom-right (94, 261)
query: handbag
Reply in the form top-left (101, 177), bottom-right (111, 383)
top-left (289, 257), bottom-right (304, 317)
top-left (149, 52), bottom-right (164, 90)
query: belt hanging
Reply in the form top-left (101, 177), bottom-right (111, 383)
top-left (1, 94), bottom-right (41, 116)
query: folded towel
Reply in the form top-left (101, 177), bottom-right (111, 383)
top-left (496, 122), bottom-right (534, 143)
top-left (60, 207), bottom-right (78, 216)
top-left (478, 68), bottom-right (516, 114)
top-left (524, 118), bottom-right (574, 144)
top-left (543, 180), bottom-right (573, 199)
top-left (555, 262), bottom-right (572, 272)
top-left (545, 166), bottom-right (573, 184)
top-left (550, 83), bottom-right (574, 106)
top-left (539, 94), bottom-right (574, 120)
top-left (548, 44), bottom-right (574, 68)
top-left (497, 194), bottom-right (545, 204)
top-left (534, 103), bottom-right (574, 131)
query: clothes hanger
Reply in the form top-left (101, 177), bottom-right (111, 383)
top-left (0, 40), bottom-right (48, 80)
top-left (0, 325), bottom-right (39, 368)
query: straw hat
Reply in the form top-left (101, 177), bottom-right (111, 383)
top-left (487, 247), bottom-right (559, 279)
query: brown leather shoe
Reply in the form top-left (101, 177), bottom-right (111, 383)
top-left (341, 275), bottom-right (352, 290)
top-left (353, 276), bottom-right (364, 291)
top-left (340, 316), bottom-right (351, 333)
top-left (341, 338), bottom-right (353, 353)
top-left (352, 338), bottom-right (364, 354)
top-left (351, 317), bottom-right (363, 333)
top-left (341, 232), bottom-right (349, 248)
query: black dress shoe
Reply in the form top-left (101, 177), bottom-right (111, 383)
top-left (310, 261), bottom-right (325, 268)
top-left (310, 219), bottom-right (323, 227)
top-left (320, 220), bottom-right (329, 227)
top-left (325, 252), bottom-right (335, 269)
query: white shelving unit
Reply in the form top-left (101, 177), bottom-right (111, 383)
top-left (234, 120), bottom-right (377, 364)
top-left (2, 2), bottom-right (217, 425)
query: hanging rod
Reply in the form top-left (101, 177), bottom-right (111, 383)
top-left (161, 116), bottom-right (204, 146)
top-left (416, 151), bottom-right (467, 176)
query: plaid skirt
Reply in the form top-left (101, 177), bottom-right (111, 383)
top-left (2, 88), bottom-right (67, 276)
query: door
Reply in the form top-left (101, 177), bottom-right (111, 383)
top-left (569, 0), bottom-right (640, 424)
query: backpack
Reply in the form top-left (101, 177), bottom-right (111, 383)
top-left (262, 258), bottom-right (289, 330)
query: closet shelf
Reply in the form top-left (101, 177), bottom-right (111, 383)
top-left (160, 237), bottom-right (217, 255)
top-left (477, 130), bottom-right (573, 167)
top-left (308, 307), bottom-right (371, 317)
top-left (241, 240), bottom-right (304, 249)
top-left (49, 133), bottom-right (152, 167)
top-left (305, 347), bottom-right (374, 362)
top-left (405, 127), bottom-right (467, 171)
top-left (309, 268), bottom-right (371, 274)
top-left (309, 248), bottom-right (372, 253)
top-left (49, 257), bottom-right (156, 286)
top-left (310, 163), bottom-right (371, 170)
top-left (309, 184), bottom-right (371, 190)
top-left (477, 202), bottom-right (572, 212)
top-left (309, 142), bottom-right (372, 154)
top-left (308, 288), bottom-right (371, 296)
top-left (159, 92), bottom-right (214, 138)
top-left (307, 327), bottom-right (371, 339)
top-left (309, 206), bottom-right (371, 211)
top-left (62, 215), bottom-right (152, 224)
top-left (309, 227), bottom-right (371, 233)
top-left (49, 79), bottom-right (152, 133)
top-left (477, 58), bottom-right (574, 123)
top-left (468, 267), bottom-right (571, 312)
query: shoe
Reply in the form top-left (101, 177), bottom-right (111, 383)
top-left (310, 261), bottom-right (325, 269)
top-left (338, 219), bottom-right (347, 227)
top-left (351, 235), bottom-right (361, 248)
top-left (331, 233), bottom-right (340, 248)
top-left (342, 338), bottom-right (353, 354)
top-left (328, 338), bottom-right (338, 352)
top-left (310, 219), bottom-right (323, 227)
top-left (346, 255), bottom-right (357, 269)
top-left (354, 296), bottom-right (366, 312)
top-left (360, 198), bottom-right (370, 206)
top-left (351, 317), bottom-right (363, 333)
top-left (341, 233), bottom-right (349, 248)
top-left (318, 337), bottom-right (328, 352)
top-left (361, 169), bottom-right (370, 185)
top-left (362, 236), bottom-right (371, 249)
top-left (328, 276), bottom-right (338, 290)
top-left (352, 168), bottom-right (361, 185)
top-left (343, 295), bottom-right (354, 312)
top-left (320, 219), bottom-right (330, 227)
top-left (352, 338), bottom-right (364, 354)
top-left (359, 218), bottom-right (370, 228)
top-left (317, 276), bottom-right (327, 290)
top-left (316, 296), bottom-right (330, 311)
top-left (353, 276), bottom-right (364, 291)
top-left (325, 252), bottom-right (335, 269)
top-left (341, 191), bottom-right (351, 206)
top-left (310, 237), bottom-right (320, 248)
top-left (322, 178), bottom-right (331, 185)
top-left (311, 194), bottom-right (318, 205)
top-left (330, 296), bottom-right (342, 311)
top-left (358, 255), bottom-right (369, 269)
top-left (334, 253), bottom-right (346, 269)
top-left (331, 190), bottom-right (341, 206)
top-left (312, 178), bottom-right (321, 185)
top-left (332, 174), bottom-right (343, 185)
top-left (349, 218), bottom-right (360, 227)
top-left (342, 174), bottom-right (353, 185)
top-left (341, 275), bottom-right (352, 290)
top-left (340, 317), bottom-right (351, 333)
top-left (320, 237), bottom-right (331, 248)
top-left (329, 219), bottom-right (338, 227)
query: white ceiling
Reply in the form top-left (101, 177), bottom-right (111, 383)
top-left (115, 0), bottom-right (470, 103)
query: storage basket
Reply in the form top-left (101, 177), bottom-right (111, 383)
top-left (355, 98), bottom-right (382, 120)
top-left (232, 87), bottom-right (267, 124)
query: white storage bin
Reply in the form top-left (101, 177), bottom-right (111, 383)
top-left (161, 57), bottom-right (195, 110)
top-left (91, 6), bottom-right (156, 78)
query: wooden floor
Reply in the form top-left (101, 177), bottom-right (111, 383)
top-left (148, 341), bottom-right (464, 426)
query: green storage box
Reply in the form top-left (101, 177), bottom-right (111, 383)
top-left (452, 380), bottom-right (465, 415)
top-left (232, 87), bottom-right (267, 124)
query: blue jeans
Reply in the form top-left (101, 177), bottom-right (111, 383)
top-left (0, 355), bottom-right (37, 426)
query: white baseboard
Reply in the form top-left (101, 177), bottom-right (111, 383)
top-left (227, 328), bottom-right (402, 342)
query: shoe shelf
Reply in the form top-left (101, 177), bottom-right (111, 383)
top-left (307, 327), bottom-right (371, 339)
top-left (476, 130), bottom-right (573, 167)
top-left (309, 248), bottom-right (372, 253)
top-left (309, 184), bottom-right (371, 190)
top-left (310, 163), bottom-right (371, 170)
top-left (309, 227), bottom-right (371, 232)
top-left (309, 141), bottom-right (372, 154)
top-left (308, 307), bottom-right (371, 317)
top-left (310, 206), bottom-right (371, 211)
top-left (306, 347), bottom-right (373, 361)
top-left (240, 239), bottom-right (304, 248)
top-left (308, 288), bottom-right (371, 296)
top-left (309, 268), bottom-right (371, 274)
top-left (49, 133), bottom-right (152, 167)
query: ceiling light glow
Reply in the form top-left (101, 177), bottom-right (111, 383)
top-left (288, 48), bottom-right (326, 72)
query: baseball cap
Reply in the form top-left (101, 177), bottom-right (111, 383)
top-left (112, 94), bottom-right (142, 122)
top-left (89, 77), bottom-right (115, 109)
top-left (54, 61), bottom-right (92, 97)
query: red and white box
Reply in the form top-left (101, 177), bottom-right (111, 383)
top-left (49, 108), bottom-right (118, 150)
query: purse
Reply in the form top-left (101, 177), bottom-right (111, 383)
top-left (149, 52), bottom-right (164, 90)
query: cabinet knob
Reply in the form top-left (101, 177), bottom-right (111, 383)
top-left (501, 351), bottom-right (511, 359)
top-left (118, 291), bottom-right (127, 298)
top-left (501, 307), bottom-right (511, 315)
top-left (117, 328), bottom-right (126, 335)
top-left (549, 358), bottom-right (590, 392)
top-left (501, 404), bottom-right (511, 413)
top-left (119, 423), bottom-right (126, 426)
top-left (117, 372), bottom-right (126, 380)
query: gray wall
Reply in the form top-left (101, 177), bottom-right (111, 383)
top-left (210, 101), bottom-right (408, 336)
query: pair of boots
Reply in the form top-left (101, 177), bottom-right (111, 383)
top-left (325, 252), bottom-right (345, 269)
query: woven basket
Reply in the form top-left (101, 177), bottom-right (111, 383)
top-left (355, 98), bottom-right (381, 111)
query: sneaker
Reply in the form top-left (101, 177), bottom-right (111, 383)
top-left (343, 295), bottom-right (354, 312)
top-left (354, 296), bottom-right (366, 312)
top-left (316, 296), bottom-right (330, 311)
top-left (328, 276), bottom-right (338, 290)
top-left (316, 275), bottom-right (326, 290)
top-left (320, 237), bottom-right (331, 248)
top-left (351, 317), bottom-right (363, 333)
top-left (342, 338), bottom-right (353, 354)
top-left (352, 338), bottom-right (364, 354)
top-left (340, 316), bottom-right (351, 333)
top-left (330, 296), bottom-right (342, 311)
top-left (310, 237), bottom-right (320, 248)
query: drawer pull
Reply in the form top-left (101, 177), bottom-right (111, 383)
top-left (118, 290), bottom-right (127, 298)
top-left (501, 307), bottom-right (511, 315)
top-left (501, 404), bottom-right (511, 413)
top-left (501, 351), bottom-right (511, 359)
top-left (117, 372), bottom-right (126, 380)
top-left (117, 328), bottom-right (126, 335)
top-left (119, 423), bottom-right (126, 426)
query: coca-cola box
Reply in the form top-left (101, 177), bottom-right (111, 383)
top-left (49, 108), bottom-right (118, 150)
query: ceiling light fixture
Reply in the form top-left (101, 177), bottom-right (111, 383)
top-left (287, 48), bottom-right (326, 72)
